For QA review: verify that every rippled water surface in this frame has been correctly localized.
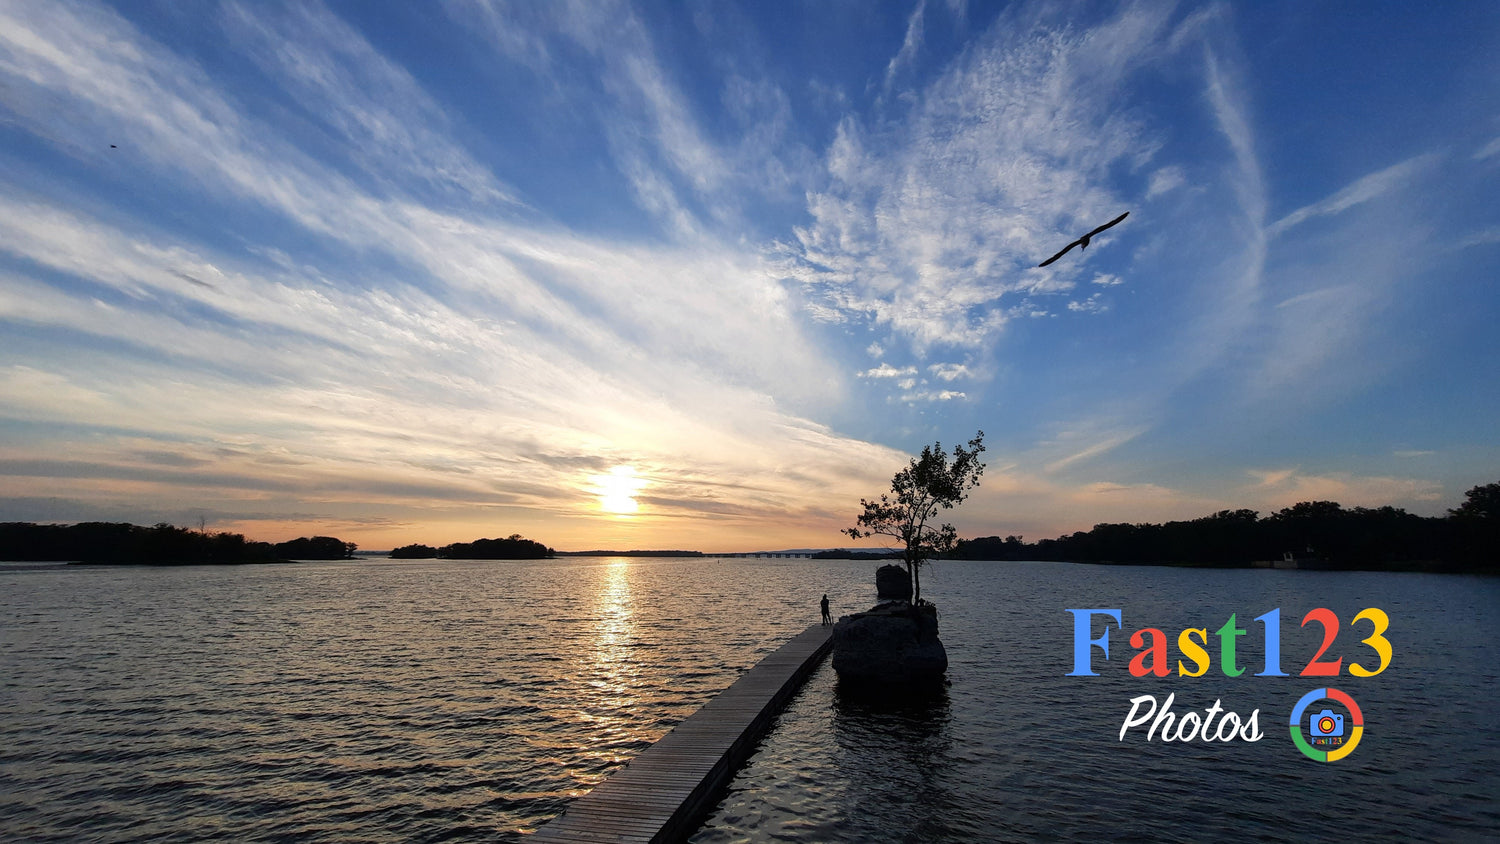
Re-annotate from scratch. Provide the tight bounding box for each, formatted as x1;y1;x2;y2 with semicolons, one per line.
1;556;868;842
694;561;1500;842
4;558;1497;842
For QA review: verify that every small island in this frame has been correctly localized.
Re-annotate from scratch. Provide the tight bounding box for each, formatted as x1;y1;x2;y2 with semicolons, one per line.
0;522;356;565
835;431;986;687
390;534;554;559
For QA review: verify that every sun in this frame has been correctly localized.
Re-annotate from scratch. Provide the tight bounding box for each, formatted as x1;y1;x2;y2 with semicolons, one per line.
595;465;647;515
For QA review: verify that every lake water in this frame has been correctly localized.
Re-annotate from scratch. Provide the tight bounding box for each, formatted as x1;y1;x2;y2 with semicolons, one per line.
2;558;1496;842
694;561;1500;843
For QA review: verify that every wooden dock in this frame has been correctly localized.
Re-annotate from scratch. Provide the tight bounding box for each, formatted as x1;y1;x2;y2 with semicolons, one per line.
530;623;834;843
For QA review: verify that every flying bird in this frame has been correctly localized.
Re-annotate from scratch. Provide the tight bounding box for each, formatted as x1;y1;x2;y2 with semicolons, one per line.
1038;211;1130;267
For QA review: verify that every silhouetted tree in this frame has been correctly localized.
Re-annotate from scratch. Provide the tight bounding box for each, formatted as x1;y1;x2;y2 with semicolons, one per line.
845;431;986;603
390;543;438;559
1268;501;1346;560
1450;482;1500;520
952;486;1500;571
439;534;553;559
1449;482;1500;571
951;534;1029;560
0;521;281;563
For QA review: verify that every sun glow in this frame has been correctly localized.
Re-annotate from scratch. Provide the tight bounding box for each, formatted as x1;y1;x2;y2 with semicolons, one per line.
595;465;647;515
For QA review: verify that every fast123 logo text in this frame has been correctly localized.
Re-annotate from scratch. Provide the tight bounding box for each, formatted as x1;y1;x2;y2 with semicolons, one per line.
1065;607;1390;761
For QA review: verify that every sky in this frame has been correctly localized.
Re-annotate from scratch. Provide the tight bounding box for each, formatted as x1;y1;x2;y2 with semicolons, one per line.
0;1;1497;553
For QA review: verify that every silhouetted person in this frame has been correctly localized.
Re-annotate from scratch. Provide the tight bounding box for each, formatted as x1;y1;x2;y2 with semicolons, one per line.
821;594;831;626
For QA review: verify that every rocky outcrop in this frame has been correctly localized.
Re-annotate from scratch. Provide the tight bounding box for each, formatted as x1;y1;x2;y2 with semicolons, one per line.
875;563;912;602
831;601;947;685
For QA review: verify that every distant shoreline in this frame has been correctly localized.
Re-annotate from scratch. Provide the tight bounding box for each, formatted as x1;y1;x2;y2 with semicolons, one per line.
64;558;304;567
1028;557;1494;575
554;549;704;557
2;555;1490;576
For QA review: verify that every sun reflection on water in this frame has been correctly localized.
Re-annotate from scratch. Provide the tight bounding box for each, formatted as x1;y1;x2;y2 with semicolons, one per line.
578;559;647;770
592;560;635;677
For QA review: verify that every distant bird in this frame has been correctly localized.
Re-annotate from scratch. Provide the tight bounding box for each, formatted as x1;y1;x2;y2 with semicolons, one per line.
1038;211;1130;267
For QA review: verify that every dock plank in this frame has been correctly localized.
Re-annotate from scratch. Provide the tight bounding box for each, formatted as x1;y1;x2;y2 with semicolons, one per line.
530;624;832;843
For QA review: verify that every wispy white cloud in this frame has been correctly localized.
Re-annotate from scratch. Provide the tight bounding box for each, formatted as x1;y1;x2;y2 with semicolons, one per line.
2;1;850;401
882;0;927;96
1458;226;1500;248
0;0;1489;551
0;0;908;549
1236;147;1442;404
1268;154;1438;238
954;468;1226;540
783;3;1175;358
0;228;899;549
1146;165;1185;198
900;389;966;403
1042;427;1146;474
1198;39;1267;320
1067;293;1107;313
927;362;970;381
220;1;516;206
860;363;917;379
453;0;809;238
1243;469;1443;509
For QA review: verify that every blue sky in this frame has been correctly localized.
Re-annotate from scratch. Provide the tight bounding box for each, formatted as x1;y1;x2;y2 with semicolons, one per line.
0;1;1496;551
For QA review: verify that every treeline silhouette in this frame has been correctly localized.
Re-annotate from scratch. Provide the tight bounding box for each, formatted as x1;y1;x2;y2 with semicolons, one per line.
0;522;356;564
952;482;1499;573
391;534;553;559
811;550;903;560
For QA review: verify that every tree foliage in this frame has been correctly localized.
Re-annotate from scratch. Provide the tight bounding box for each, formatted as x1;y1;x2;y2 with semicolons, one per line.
0;522;355;563
953;484;1500;573
1450;482;1500;521
438;534;553;559
844;431;986;602
274;536;357;560
1448;482;1500;566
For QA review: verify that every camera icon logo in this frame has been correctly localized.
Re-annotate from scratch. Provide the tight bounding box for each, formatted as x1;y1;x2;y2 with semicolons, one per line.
1290;688;1364;762
1309;709;1344;738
